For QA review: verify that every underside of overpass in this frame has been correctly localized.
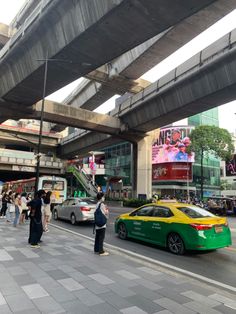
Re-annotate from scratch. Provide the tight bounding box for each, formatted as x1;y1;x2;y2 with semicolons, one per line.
58;29;236;159
0;0;217;123
51;0;236;132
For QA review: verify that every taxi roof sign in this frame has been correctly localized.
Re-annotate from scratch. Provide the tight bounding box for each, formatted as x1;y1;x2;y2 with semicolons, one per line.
157;199;177;203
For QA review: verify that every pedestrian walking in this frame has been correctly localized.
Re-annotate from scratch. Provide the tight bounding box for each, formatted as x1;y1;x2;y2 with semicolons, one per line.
0;193;2;213
94;192;109;256
13;193;21;227
6;190;14;222
43;191;52;232
0;192;7;218
28;189;45;248
19;192;28;224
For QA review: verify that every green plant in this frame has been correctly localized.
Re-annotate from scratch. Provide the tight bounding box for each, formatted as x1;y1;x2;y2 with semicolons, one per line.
189;125;234;199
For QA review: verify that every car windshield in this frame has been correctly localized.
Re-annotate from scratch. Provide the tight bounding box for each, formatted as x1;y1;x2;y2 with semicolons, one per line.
80;198;96;205
177;206;215;218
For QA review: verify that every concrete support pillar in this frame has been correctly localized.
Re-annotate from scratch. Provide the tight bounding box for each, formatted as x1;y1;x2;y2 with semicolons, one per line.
131;143;137;198
132;130;160;199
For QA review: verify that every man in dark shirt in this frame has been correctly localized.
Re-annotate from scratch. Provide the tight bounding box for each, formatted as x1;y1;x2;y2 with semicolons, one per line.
28;189;46;248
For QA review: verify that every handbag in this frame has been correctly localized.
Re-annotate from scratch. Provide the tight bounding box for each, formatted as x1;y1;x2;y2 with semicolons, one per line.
9;204;15;213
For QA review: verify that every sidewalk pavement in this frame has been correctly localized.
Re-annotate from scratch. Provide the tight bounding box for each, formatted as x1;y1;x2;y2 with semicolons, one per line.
0;220;235;314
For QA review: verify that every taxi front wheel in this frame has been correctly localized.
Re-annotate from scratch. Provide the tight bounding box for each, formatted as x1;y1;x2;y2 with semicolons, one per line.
118;223;128;240
167;233;185;255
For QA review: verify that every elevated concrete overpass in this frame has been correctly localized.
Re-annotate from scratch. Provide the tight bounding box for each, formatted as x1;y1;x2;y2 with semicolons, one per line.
9;0;41;30
33;100;127;136
57;28;236;197
51;0;236;132
0;0;217;122
58;28;236;159
0;24;9;49
0;123;60;150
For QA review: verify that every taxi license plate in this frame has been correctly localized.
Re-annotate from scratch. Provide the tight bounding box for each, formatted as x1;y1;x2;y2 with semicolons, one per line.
215;225;223;233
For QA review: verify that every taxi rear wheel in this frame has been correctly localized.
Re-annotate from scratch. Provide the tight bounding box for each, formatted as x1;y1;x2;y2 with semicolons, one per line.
167;233;185;255
118;223;127;240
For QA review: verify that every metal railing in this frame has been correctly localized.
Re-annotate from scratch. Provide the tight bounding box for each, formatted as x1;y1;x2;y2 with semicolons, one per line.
0;0;52;60
0;154;63;169
67;165;98;197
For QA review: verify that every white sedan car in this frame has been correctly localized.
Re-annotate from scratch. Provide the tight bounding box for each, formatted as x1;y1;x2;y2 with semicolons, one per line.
53;197;97;225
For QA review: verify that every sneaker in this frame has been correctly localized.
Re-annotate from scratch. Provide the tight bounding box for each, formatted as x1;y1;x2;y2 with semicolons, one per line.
99;251;109;256
30;244;40;248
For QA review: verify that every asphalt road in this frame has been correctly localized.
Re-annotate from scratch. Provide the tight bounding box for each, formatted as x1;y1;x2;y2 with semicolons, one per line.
51;206;236;288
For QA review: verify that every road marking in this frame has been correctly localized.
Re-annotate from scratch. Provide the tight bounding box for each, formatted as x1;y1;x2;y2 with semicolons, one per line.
50;223;236;294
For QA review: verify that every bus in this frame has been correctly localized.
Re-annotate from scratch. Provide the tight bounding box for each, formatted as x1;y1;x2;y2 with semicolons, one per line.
2;176;67;205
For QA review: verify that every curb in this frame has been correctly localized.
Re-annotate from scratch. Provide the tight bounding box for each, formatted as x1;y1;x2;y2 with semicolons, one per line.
50;223;236;294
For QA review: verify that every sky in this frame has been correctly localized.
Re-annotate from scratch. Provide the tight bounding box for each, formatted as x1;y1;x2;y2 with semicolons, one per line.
0;0;235;133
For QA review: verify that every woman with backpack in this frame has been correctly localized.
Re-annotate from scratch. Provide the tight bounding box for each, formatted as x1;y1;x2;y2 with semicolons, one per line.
94;192;109;256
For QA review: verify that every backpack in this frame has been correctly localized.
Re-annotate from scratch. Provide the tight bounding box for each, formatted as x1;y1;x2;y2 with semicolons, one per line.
94;202;107;227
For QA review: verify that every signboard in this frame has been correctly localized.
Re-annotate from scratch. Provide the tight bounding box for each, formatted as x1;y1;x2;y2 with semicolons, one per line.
0;148;35;159
152;126;195;164
12;165;34;172
226;155;236;176
152;162;193;182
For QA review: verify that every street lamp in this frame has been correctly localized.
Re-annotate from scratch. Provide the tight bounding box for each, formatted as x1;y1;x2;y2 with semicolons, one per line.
34;56;92;193
34;55;48;194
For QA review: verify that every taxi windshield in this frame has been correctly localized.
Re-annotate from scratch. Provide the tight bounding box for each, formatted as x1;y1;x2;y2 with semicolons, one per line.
177;206;215;218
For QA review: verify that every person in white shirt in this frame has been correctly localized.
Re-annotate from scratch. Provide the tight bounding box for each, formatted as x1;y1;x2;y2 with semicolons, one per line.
20;192;28;224
43;191;52;232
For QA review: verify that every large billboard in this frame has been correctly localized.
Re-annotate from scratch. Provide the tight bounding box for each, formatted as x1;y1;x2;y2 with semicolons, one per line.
152;162;192;182
152;126;195;164
225;155;236;176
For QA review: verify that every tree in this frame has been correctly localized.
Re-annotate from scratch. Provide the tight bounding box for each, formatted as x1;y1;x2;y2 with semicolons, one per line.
189;125;234;199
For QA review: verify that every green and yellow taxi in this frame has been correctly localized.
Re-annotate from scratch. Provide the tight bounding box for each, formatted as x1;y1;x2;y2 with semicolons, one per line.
114;200;232;254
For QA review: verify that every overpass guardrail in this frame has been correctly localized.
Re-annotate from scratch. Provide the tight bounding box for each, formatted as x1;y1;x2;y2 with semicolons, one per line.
0;0;51;60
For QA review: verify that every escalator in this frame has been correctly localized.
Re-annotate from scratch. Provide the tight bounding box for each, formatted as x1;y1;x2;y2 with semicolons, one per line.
67;165;98;197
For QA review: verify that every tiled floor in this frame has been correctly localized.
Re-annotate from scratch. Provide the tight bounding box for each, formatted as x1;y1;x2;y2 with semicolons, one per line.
0;220;235;313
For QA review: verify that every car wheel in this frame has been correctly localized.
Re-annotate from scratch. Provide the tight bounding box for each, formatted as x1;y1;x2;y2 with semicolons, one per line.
53;209;58;220
118;223;127;240
71;213;76;225
167;233;185;255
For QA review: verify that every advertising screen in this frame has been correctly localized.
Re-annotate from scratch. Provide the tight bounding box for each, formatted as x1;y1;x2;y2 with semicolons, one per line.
225;155;236;176
152;162;192;182
152;126;195;164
